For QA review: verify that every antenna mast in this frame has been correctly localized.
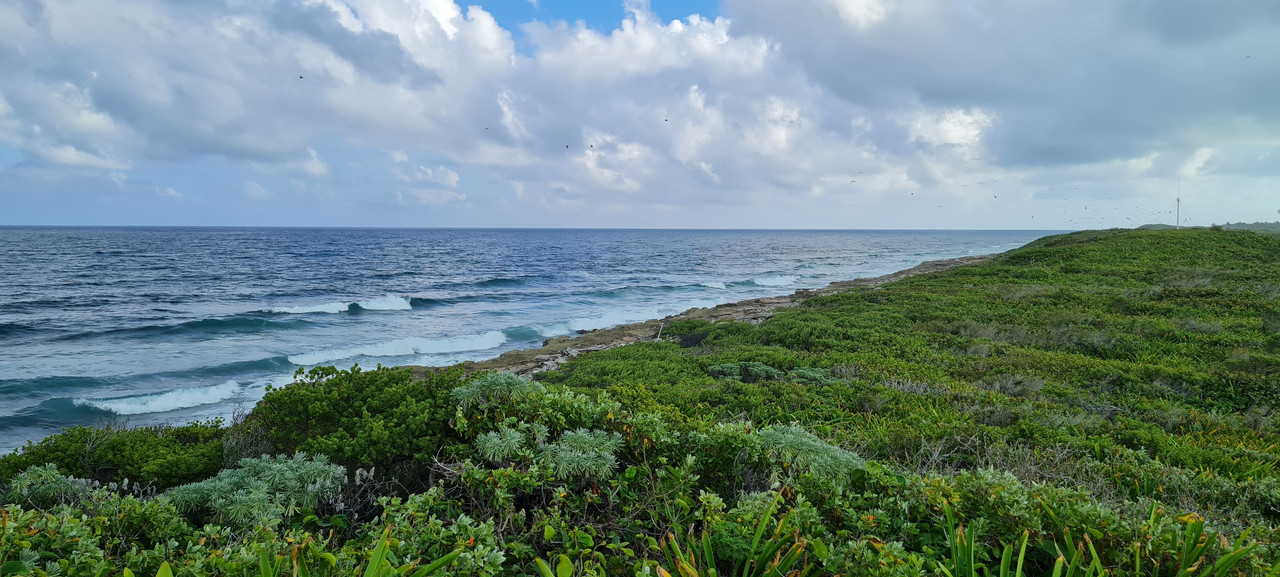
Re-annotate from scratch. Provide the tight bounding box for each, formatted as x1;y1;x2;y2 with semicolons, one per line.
1176;178;1181;230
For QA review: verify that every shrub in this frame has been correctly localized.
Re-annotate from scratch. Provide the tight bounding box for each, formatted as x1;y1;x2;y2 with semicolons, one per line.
708;362;784;383
0;420;225;490
976;374;1045;398
756;424;864;483
3;464;94;510
475;427;529;464
248;365;465;474
452;372;544;410
1;505;110;576
540;429;623;480
168;452;344;528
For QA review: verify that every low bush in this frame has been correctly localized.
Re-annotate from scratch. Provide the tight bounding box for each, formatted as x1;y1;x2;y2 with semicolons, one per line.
246;364;466;475
0;420;225;490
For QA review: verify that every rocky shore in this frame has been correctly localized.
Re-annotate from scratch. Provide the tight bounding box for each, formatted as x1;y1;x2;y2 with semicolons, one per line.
408;253;994;380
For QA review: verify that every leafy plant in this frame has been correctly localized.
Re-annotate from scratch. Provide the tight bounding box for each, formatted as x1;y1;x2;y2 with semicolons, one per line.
452;372;544;410
755;424;864;483
2;465;94;510
540;429;623;480
168;452;344;528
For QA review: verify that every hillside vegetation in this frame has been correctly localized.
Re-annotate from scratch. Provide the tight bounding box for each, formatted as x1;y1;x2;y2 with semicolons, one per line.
4;228;1280;576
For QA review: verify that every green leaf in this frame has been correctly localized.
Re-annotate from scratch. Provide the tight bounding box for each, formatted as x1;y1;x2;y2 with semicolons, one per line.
534;559;556;577
2;561;32;575
411;549;462;577
556;554;574;577
364;528;393;577
156;562;175;577
545;525;557;542
811;539;829;560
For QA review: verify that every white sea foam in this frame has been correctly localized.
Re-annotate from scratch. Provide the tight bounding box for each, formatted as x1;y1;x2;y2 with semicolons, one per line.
266;295;411;314
533;309;650;337
288;331;508;366
357;295;413;310
74;380;242;415
752;275;798;287
532;299;722;338
699;281;727;289
267;301;351;314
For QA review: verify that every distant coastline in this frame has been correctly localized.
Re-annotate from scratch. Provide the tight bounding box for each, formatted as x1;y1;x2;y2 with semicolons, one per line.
411;253;997;381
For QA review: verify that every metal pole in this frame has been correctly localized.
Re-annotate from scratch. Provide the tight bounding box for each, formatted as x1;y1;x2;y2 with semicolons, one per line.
1176;178;1181;230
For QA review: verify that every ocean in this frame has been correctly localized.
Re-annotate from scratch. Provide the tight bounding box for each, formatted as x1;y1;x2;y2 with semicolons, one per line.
0;227;1055;453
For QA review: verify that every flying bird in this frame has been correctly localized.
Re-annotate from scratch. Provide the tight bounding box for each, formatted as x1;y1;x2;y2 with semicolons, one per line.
850;180;856;183
299;76;303;79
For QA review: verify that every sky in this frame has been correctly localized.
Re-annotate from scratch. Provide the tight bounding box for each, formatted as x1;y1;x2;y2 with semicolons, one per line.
0;0;1277;228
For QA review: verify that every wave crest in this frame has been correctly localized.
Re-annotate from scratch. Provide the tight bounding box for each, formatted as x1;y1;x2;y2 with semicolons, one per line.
288;331;508;366
752;275;798;287
73;380;242;415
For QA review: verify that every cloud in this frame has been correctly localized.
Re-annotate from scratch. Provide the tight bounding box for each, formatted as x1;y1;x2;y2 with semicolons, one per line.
404;187;465;205
906;108;994;149
0;0;1276;228
244;180;273;199
270;148;333;179
1180;148;1215;179
820;0;890;30
394;163;459;187
34;144;131;170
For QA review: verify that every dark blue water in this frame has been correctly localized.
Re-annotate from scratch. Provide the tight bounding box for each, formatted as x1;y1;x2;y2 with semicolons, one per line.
0;228;1054;452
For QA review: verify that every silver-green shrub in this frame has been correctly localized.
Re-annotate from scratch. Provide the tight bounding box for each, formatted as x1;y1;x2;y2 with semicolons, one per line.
4;464;95;510
540;429;623;480
168;452;344;528
451;372;544;410
475;427;526;464
756;424;864;483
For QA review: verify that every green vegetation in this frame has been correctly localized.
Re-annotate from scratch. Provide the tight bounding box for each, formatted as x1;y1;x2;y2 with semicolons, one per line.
3;228;1280;575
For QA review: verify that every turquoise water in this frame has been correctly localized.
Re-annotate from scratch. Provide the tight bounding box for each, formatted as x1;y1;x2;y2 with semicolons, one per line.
0;228;1054;452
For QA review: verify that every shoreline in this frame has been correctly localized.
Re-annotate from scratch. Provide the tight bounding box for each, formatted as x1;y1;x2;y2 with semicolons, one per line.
409;253;995;380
